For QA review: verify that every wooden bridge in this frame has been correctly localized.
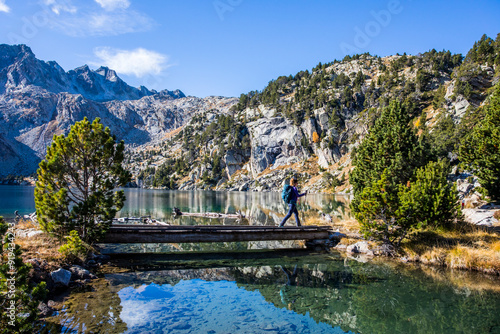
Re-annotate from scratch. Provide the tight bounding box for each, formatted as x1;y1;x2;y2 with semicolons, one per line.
102;224;332;244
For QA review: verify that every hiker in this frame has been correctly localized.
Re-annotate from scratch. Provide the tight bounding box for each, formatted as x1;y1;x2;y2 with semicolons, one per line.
279;177;307;227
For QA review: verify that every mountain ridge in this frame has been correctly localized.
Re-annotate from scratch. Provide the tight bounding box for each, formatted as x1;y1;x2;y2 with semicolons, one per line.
0;44;237;177
0;44;185;102
1;35;499;194
129;34;499;194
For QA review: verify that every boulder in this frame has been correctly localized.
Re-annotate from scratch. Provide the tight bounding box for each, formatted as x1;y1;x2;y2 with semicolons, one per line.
50;268;71;286
47;300;58;308
69;265;96;280
445;81;455;99
462;208;499;227
346;241;371;254
16;229;43;238
335;244;347;251
26;258;41;268
456;178;474;197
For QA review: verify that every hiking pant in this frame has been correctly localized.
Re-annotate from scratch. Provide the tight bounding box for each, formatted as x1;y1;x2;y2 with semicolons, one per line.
279;203;301;227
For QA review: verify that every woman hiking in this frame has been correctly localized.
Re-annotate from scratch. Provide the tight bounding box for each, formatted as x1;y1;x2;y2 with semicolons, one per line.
279;177;307;227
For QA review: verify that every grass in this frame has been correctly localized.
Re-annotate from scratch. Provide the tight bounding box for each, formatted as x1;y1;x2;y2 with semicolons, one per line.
14;219;66;267
400;222;500;274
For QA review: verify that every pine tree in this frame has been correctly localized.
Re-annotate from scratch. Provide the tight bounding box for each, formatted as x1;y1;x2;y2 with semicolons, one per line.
34;118;131;243
353;170;410;247
354;161;458;247
403;160;459;229
350;100;426;199
459;84;500;200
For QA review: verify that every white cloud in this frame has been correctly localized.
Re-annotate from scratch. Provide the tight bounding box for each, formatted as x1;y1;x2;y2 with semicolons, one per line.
41;0;155;37
0;0;10;13
43;0;78;15
94;0;130;11
84;11;153;36
93;47;170;77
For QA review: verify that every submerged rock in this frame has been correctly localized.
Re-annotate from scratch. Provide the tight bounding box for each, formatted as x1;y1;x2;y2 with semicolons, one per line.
38;302;54;317
69;265;97;280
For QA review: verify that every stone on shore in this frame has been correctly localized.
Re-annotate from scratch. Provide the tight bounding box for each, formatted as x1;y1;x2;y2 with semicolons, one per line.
50;268;72;286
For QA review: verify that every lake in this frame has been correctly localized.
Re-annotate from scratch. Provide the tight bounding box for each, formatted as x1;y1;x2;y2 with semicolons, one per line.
2;186;500;333
0;186;351;225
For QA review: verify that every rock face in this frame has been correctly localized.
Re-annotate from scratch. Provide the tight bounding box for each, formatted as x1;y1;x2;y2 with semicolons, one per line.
224;149;249;179
247;117;307;178
462;205;500;227
0;44;236;177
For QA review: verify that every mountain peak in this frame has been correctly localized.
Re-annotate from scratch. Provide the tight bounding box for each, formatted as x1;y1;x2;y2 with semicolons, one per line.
0;44;34;56
95;66;120;83
0;43;184;102
0;44;35;71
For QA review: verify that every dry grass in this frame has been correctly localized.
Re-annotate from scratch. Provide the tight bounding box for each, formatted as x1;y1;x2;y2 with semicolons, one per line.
256;156;321;179
401;223;500;274
447;244;500;274
330;218;360;234
13;219;65;267
162;126;184;140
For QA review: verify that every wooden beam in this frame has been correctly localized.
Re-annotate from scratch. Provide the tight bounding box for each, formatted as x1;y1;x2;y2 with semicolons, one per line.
102;225;331;244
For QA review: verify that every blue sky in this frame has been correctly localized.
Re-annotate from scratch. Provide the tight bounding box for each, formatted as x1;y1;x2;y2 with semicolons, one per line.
0;0;499;98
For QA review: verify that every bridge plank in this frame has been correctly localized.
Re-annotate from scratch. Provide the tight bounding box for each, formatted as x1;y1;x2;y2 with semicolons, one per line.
103;224;331;244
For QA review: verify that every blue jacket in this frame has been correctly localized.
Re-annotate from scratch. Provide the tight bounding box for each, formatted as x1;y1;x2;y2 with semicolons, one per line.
289;186;306;204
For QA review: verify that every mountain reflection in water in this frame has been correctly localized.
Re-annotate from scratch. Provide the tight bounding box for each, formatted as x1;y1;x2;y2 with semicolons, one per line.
48;253;500;334
117;189;352;226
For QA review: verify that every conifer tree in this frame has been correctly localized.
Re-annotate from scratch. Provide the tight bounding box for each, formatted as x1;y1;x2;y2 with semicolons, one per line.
354;160;459;248
35;118;131;243
459;84;500;200
350;100;453;247
353;170;411;247
402;160;459;229
350;100;426;199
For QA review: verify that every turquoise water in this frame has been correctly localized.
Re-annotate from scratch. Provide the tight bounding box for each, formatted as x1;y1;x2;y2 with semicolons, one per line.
0;186;351;225
4;186;500;333
48;253;500;333
0;185;36;218
117;188;351;226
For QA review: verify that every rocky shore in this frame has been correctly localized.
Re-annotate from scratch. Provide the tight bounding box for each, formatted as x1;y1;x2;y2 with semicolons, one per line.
10;221;107;318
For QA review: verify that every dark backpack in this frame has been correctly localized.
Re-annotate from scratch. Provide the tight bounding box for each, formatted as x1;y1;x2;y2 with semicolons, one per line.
282;184;293;204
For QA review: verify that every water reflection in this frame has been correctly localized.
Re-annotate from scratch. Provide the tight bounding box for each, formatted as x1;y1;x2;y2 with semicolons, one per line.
48;253;500;334
118;189;352;226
